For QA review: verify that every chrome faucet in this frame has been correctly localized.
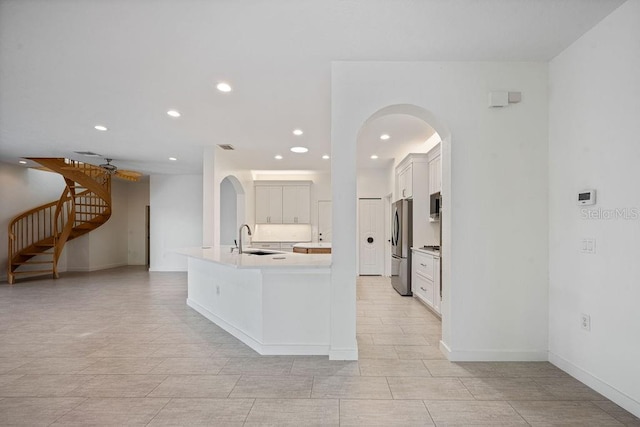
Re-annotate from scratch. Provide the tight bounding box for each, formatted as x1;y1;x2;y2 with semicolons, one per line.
238;224;252;254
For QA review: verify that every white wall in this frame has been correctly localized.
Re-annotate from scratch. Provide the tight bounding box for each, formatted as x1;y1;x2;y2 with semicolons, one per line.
150;174;203;271
127;180;150;265
548;0;640;415
333;61;549;361
0;163;67;281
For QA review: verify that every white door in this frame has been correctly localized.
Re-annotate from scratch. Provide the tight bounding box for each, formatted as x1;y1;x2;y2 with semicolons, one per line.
359;198;384;275
318;200;332;243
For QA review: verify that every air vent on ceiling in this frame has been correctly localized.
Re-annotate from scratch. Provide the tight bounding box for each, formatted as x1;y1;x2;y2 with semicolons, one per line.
74;151;102;157
217;144;235;151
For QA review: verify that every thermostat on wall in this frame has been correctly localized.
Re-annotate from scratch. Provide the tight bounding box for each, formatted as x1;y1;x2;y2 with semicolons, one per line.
578;189;596;205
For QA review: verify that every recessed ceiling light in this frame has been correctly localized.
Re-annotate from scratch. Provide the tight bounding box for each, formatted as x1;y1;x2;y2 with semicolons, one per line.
169;157;177;161
290;146;308;153
322;155;330;160
293;129;303;136
274;155;283;160
19;160;27;164
370;154;379;159
167;110;181;118
216;82;232;92
380;134;390;140
94;125;107;131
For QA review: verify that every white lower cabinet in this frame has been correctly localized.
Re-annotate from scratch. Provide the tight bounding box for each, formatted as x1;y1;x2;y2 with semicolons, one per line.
412;249;441;315
250;242;297;252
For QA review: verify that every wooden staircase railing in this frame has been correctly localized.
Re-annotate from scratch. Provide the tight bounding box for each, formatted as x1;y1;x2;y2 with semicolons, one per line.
7;158;112;284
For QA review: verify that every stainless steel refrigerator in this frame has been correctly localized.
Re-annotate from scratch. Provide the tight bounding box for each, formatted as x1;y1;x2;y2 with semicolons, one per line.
391;199;413;296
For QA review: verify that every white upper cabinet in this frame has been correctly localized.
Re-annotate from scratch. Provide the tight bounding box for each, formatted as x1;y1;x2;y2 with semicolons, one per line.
255;186;283;224
282;185;311;224
398;163;413;199
427;143;442;195
255;181;311;224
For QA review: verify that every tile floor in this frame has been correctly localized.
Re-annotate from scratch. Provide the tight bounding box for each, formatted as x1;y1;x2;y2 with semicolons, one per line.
0;267;638;426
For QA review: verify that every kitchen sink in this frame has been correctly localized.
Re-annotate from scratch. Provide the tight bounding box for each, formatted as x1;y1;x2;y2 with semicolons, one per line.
244;250;284;256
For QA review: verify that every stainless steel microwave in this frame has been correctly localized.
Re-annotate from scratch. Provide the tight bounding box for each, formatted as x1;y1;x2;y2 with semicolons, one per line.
430;192;441;220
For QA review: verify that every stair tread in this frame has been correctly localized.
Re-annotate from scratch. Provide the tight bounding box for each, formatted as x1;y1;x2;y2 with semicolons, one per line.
12;269;54;275
12;260;54;265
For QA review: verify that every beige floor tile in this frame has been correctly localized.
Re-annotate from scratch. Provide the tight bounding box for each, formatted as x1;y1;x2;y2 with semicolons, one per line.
311;376;392;399
87;343;163;358
356;317;383;325
340;399;434;426
230;375;313;398
372;334;430;346
9;358;100;375
244;398;339;426
151;343;219;357
395;345;446;360
147;398;254;426
358;344;399;359
356;324;405;334
0;397;86;426
359;359;431;377
219;356;294;376
498;362;568;378
51;397;170;426
79;357;166;375
68;374;168;398
148;375;240;398
0;358;29;374
461;377;555;400
532;376;606;400
425;400;528;425
387;377;473;400
424;360;508;377
149;357;228;375
594;401;640;426
509;400;624;426
381;316;437;326
0;374;93;397
0;374;24;387
213;343;262;358
290;357;360;376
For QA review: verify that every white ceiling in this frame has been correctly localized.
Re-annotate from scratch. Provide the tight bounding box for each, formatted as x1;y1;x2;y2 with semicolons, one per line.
0;0;625;175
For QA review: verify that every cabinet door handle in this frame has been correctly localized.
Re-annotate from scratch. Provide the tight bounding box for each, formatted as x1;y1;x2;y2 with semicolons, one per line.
420;263;427;267
420;287;426;291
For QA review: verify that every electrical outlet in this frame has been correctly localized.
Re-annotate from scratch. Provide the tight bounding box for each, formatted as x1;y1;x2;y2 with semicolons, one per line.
581;313;591;331
580;238;596;254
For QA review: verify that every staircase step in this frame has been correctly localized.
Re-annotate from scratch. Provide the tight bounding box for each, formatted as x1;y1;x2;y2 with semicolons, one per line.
21;251;54;256
12;260;54;265
12;269;54;275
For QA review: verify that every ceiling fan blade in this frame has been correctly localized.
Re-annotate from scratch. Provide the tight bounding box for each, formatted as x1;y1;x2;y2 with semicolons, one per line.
114;169;143;182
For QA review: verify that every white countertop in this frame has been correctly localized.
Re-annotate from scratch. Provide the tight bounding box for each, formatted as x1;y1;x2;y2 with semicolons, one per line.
177;247;331;269
412;247;441;257
292;242;332;249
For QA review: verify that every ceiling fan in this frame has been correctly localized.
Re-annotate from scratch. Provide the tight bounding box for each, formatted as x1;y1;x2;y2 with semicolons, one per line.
98;158;143;182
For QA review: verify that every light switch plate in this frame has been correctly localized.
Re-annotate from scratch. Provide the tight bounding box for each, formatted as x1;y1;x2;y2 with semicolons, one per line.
581;238;596;254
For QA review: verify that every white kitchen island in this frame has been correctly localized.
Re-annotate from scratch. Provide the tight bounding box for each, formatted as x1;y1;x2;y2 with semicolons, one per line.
179;247;332;356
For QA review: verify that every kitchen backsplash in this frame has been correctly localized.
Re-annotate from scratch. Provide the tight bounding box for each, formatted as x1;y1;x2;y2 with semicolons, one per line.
252;224;312;242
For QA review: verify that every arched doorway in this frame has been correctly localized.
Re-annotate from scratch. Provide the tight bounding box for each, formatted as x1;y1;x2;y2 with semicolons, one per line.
219;175;246;246
355;103;453;355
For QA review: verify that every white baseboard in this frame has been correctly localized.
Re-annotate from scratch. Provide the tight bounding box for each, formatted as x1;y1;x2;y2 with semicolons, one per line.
549;351;640;418
187;298;330;356
329;347;359;361
66;262;127;272
442;344;547;362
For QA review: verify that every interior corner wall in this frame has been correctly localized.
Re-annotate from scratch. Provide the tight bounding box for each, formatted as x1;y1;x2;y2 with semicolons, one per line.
333;61;549;361
150;174;203;271
548;0;640;415
0;163;67;281
127;180;150;265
